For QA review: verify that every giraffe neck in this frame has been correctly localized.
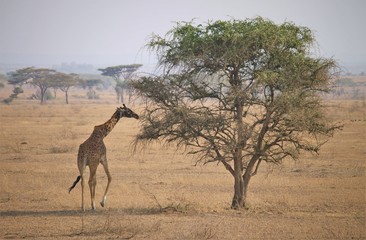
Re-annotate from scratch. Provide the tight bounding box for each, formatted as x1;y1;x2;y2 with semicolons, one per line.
93;112;121;139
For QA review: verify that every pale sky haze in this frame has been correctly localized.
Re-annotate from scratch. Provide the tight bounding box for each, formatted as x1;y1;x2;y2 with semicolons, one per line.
0;0;365;72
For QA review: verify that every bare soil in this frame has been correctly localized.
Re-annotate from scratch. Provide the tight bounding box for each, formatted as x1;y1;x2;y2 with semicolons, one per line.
0;86;365;239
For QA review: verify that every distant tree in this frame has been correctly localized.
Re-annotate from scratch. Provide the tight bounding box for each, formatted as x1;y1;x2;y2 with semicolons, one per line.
98;64;142;103
79;79;103;99
336;78;356;87
7;67;59;104
51;73;80;104
3;86;23;104
132;18;341;209
0;73;7;89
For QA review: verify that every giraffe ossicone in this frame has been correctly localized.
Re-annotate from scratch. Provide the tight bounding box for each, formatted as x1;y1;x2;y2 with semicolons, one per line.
68;105;139;211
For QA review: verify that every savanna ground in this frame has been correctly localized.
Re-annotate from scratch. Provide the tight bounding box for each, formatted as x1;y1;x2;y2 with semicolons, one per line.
0;80;365;239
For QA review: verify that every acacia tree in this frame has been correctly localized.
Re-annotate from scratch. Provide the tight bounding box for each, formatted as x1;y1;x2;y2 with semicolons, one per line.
131;18;341;209
98;64;142;103
52;73;80;104
8;67;59;104
79;79;103;99
0;73;6;89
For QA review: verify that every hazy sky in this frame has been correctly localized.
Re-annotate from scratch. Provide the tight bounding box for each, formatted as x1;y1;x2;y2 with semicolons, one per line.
0;0;365;71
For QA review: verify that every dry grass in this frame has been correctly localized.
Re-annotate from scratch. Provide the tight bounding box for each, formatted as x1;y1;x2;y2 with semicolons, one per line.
0;86;365;239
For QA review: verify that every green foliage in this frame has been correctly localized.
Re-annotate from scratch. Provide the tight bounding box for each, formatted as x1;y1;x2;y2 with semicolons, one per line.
4;68;83;104
132;17;341;208
53;73;80;104
98;64;142;81
35;89;54;100
336;78;357;87
52;73;80;89
3;86;24;104
79;79;103;90
7;67;60;104
86;90;99;99
135;17;339;156
79;79;102;100
150;18;314;73
0;73;7;88
12;86;23;94
98;64;142;102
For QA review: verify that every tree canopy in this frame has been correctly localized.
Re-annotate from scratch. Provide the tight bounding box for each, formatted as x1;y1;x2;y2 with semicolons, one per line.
98;64;142;103
79;78;103;99
6;67;80;104
51;72;80;104
98;64;142;81
131;17;341;209
8;67;59;104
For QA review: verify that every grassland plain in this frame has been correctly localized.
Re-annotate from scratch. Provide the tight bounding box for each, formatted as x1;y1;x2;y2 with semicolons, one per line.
0;84;365;239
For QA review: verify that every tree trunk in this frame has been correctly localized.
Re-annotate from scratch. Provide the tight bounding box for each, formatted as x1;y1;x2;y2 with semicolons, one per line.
231;78;246;209
40;87;46;104
119;91;124;103
239;156;258;208
231;148;246;209
65;91;69;104
115;86;124;103
231;163;253;209
231;166;244;209
242;168;252;207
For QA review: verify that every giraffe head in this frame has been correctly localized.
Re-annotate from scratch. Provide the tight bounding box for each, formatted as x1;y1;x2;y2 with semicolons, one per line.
116;104;139;119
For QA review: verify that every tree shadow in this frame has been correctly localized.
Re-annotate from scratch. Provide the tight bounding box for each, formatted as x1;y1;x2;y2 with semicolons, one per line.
0;209;86;217
0;206;187;218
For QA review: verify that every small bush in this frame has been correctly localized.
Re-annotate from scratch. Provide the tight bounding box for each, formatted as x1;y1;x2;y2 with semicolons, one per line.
87;90;99;99
49;145;72;154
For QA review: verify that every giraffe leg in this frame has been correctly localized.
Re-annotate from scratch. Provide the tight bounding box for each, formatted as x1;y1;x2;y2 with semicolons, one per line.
78;156;87;212
88;167;97;210
81;175;85;211
100;161;112;207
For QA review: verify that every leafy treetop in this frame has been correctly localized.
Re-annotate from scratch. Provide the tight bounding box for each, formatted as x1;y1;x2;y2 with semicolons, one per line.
98;64;142;82
132;17;341;209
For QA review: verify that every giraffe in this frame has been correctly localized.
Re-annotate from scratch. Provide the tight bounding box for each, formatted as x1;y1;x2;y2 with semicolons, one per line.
68;104;139;211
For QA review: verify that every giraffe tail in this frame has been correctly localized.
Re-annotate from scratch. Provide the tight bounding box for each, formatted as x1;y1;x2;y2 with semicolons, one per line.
68;176;81;193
